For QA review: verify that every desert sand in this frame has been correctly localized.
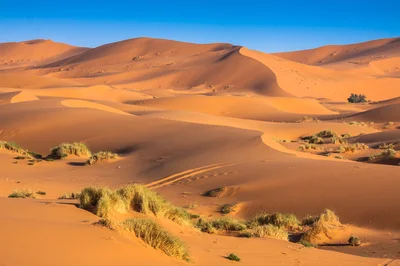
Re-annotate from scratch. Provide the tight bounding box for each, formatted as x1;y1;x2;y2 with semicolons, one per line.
0;37;399;266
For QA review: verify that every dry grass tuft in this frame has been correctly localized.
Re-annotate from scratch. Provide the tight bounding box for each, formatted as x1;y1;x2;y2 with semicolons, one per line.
249;212;300;231
338;143;369;153
244;224;288;240
49;142;92;159
86;151;118;165
301;209;340;244
8;188;36;199
122;218;190;261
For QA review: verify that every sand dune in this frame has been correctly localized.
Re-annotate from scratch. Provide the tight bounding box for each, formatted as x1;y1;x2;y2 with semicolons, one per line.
274;37;400;66
1;36;400;265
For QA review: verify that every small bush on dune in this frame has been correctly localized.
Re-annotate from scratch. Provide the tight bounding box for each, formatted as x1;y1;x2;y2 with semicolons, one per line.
226;253;240;262
221;203;236;214
49;142;92;159
196;218;217;234
347;93;367;103
80;185;192;224
122;218;190;261
203;187;226;197
8;188;36;199
0;141;40;158
244;224;288;240
249;212;300;230
86;151;118;165
338;143;369;153
331;135;346;144
369;148;398;162
211;217;247;232
297;144;321;151
59;192;81;199
301;209;340;244
348;235;361;246
379;143;395;149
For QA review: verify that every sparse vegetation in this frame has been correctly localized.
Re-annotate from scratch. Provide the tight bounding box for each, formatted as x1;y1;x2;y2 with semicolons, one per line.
300;209;340;244
221;203;236;214
36;191;46;196
379;143;395;149
203;187;225;197
210;217;247;232
226;253;240;262
368;149;398;162
49;142;92;159
348;235;361;246
249;212;300;231
383;122;395;129
8;188;35;199
122;218;190;261
347;93;367;103
86;151;118;165
297;116;320;123
0;141;40;158
243;224;288;240
59;192;81;199
297;144;322;151
338;143;369;153
80;185;192;224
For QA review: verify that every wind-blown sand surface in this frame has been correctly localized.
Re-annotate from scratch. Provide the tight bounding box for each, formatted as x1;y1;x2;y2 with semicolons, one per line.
0;37;399;265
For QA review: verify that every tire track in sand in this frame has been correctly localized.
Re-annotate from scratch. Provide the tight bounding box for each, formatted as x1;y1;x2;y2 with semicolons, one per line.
146;162;239;189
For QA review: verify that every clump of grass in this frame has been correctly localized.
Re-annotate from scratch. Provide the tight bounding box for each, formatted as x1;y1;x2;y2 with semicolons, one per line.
0;141;40;158
86;151;118;165
244;224;288;240
49;142;92;159
297;116;320;123
226;253;240;262
299;240;317;248
122;218;190;261
338;143;369;153
347;93;367;103
348;235;361;246
379;143;395;149
196;218;217;234
80;185;192;224
59;192;81;199
383;122;394;129
36;191;46;196
8;188;35;199
331;135;346;144
14;156;28;160
368;149;398;162
301;209;340;244
315;130;338;138
297;144;322;152
210;217;247;232
203;187;226;197
249;212;300;231
341;133;352;138
221;203;236;214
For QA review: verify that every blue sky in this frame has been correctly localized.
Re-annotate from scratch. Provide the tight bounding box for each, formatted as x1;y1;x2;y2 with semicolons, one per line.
0;0;399;52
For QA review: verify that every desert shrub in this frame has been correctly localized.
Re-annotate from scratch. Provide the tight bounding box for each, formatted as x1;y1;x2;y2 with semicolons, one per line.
8;188;35;199
297;144;321;151
226;253;240;262
59;192;81;199
86;151;118;165
369;149;398;162
297;116;320;123
379;143;395;149
341;133;352;138
122;218;190;261
210;217;247;232
196;218;217;234
249;212;300;230
245;224;288;240
347;93;367;103
299;240;317;247
49;142;92;159
301;209;340;244
331;135;346;144
36;191;46;196
0;141;40;158
338;143;369;153
221;203;236;214
203;187;225;197
383;122;395;129
80;185;192;224
301;215;319;226
308;136;324;144
348;235;361;246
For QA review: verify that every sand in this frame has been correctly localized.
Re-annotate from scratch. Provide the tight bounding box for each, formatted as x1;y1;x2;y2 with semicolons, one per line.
0;36;399;266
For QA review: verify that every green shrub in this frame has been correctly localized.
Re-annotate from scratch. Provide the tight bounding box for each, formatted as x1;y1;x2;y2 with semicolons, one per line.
226;253;240;262
249;212;300;230
221;203;236;214
8;188;35;199
210;217;247;232
347;93;367;103
49;142;91;159
196;218;217;234
348;235;361;246
203;187;225;197
86;151;118;165
123;218;190;261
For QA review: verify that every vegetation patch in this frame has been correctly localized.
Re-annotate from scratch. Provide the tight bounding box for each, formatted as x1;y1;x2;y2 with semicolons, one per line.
203;187;226;197
300;209;341;244
8;188;36;199
49;142;92;159
220;203;237;214
368;149;398;163
297;144;322;152
0;141;40;158
348;235;361;246
59;192;81;199
122;218;190;261
86;151;118;165
243;224;288;240
226;253;240;262
338;143;369;153
248;212;300;231
347;93;367;103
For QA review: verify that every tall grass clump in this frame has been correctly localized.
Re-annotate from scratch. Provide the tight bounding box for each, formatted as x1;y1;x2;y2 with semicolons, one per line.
49;142;92;159
209;217;247;232
80;185;192;224
86;151;118;165
369;148;398;162
243;224;288;240
0;141;40;158
8;188;36;199
248;212;300;231
122;218;190;261
338;143;369;153
301;209;340;244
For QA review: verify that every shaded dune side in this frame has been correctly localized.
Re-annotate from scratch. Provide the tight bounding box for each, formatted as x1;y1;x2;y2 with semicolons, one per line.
346;103;400;122
274;37;400;66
